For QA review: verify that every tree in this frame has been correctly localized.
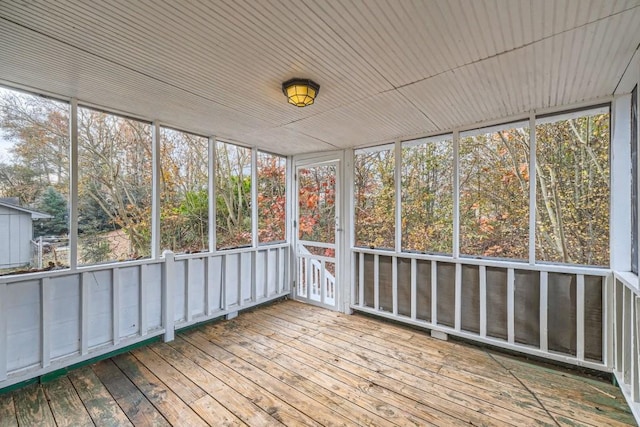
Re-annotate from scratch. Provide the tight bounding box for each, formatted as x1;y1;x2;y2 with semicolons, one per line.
257;153;286;243
459;127;530;259
535;113;609;265
35;187;68;236
354;149;395;249
159;128;208;253
0;91;69;197
77;108;153;260
401;140;454;253
215;142;252;249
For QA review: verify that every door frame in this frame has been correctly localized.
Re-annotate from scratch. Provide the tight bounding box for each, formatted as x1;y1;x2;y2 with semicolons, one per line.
292;150;346;311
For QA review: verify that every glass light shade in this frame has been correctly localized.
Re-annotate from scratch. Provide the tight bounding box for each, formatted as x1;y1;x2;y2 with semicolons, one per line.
282;79;320;107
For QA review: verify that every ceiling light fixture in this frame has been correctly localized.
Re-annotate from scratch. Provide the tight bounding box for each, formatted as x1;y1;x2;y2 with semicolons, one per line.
282;78;320;107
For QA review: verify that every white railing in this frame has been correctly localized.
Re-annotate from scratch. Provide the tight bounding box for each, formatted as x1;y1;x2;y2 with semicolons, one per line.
612;272;640;421
352;248;612;372
0;243;290;388
297;244;336;306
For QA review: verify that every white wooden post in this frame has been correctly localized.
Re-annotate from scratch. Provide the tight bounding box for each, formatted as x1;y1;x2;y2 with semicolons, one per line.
577;275;586;361
162;250;175;342
250;149;259;305
205;256;213;316
610;95;632;271
208;137;217;252
431;261;438;324
616;279;624;373
140;264;148;337
410;258;417;320
41;277;51;368
394;141;402;253
605;275;615;369
392;256;398;315
625;287;632;384
185;259;192;323
507;268;515;344
80;272;89;354
452;130;460;259
112;268;120;346
528;112;536;264
69;98;78;269
629;292;640;402
358;252;364;308
151;122;161;259
321;259;327;305
540;271;549;352
454;263;462;331
479;265;487;337
374;254;380;310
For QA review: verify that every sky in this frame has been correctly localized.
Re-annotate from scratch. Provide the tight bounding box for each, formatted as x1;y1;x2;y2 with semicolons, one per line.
0;87;13;163
0;132;12;162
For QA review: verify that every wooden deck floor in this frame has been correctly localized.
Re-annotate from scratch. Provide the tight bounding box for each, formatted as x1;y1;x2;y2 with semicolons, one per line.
0;299;635;426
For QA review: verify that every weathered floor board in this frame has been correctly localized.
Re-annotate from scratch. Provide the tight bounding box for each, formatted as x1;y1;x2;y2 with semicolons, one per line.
0;300;636;426
0;393;17;427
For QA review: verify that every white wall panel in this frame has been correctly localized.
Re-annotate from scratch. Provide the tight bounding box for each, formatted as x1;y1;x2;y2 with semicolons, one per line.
145;264;163;330
6;281;40;371
267;249;277;297
256;251;266;300
118;267;140;338
86;270;112;348
240;252;252;304
173;260;186;322
225;254;239;308
188;258;206;318
49;275;80;359
208;256;223;313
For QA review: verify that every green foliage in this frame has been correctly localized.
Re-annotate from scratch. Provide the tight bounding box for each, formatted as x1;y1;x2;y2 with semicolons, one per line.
459;127;530;259
535;114;610;265
215;142;252;249
354;149;395;249
80;236;111;264
35;187;68;236
160;190;209;252
401;140;453;253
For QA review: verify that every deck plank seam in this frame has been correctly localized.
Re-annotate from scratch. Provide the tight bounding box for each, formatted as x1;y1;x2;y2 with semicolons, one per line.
485;350;562;427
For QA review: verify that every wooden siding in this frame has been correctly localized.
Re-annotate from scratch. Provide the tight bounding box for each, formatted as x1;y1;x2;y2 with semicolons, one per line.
0;300;634;426
0;1;638;154
0;206;32;268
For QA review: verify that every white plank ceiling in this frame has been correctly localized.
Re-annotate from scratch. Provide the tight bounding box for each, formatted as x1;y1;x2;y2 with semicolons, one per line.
0;0;638;155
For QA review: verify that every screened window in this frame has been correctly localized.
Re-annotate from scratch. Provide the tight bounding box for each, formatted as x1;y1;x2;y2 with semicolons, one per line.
298;164;336;244
401;135;453;253
354;145;395;249
215;141;252;250
160;128;208;253
535;107;610;266
257;152;286;244
459;123;530;260
0;87;70;273
77;107;152;264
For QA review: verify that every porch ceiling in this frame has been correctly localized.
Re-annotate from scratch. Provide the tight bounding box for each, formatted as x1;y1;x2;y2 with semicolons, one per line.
0;1;638;155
